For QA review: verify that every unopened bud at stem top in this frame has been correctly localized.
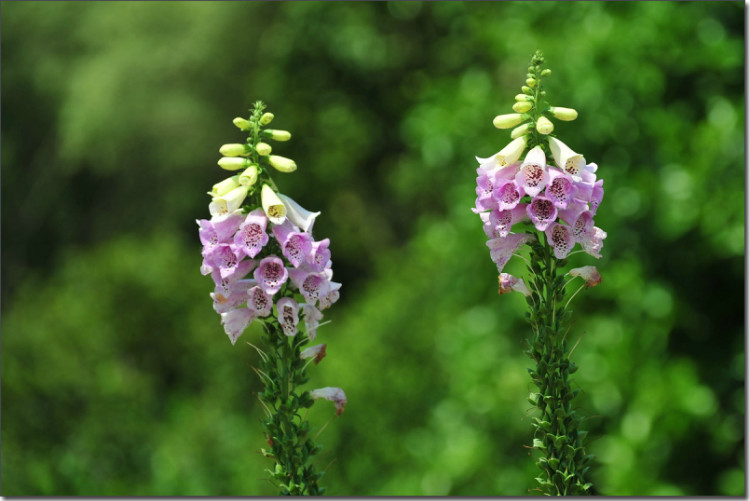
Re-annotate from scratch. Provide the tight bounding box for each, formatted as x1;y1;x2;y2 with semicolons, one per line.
513;101;533;113
269;155;297;173
233;117;251;131
536;116;554;135
255;142;272;156
259;112;274;125
549;106;578;121
263;129;292;142
219;143;250;157
493;113;525;129
511;122;531;139
218;157;252;171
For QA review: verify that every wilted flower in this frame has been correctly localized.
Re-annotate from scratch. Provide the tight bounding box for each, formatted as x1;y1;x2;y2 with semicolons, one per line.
300;343;326;364
568;266;602;288
310;387;347;416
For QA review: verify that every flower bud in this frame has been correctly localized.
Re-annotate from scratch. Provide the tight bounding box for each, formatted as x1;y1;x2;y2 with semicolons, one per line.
263;129;292;142
261;184;286;224
259;112;274;125
541;69;551;77
515;93;533;102
209;175;240;197
233;117;251;130
493;113;524;129
218;157;251;171
549;106;578;121
268;155;297;173
526;78;536;88
510;122;531;139
219;143;250;157
536;116;554;135
512;101;533;113
255;142;272;156
522;85;532;94
238;165;259;186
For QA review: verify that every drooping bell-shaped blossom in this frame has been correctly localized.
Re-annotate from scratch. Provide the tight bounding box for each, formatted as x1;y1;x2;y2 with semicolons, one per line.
318;282;341;311
489;204;529;238
493;179;523;210
207;244;243;279
310;387;347;416
492;135;529;168
211;279;255;314
310;238;332;272
221;307;254;345
588;180;604;216
253;256;289;295
515;146;549;197
276;297;300;337
548;137;585;178
545;223;575;259
210;259;255;296
300;343;327;364
261;184;286;225
197;211;244;250
486;233;535;273
570;210;595;242
568;266;602;288
527;197;558;231
272;220;314;268
300;303;324;340
247;285;273;318
580;226;607;259
234;209;270;258
289;268;330;306
545;169;577;209
279;193;320;233
498;273;532;296
473;166;498;213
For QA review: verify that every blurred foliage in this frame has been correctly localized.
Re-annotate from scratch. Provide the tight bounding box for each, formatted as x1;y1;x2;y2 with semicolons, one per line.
1;1;744;496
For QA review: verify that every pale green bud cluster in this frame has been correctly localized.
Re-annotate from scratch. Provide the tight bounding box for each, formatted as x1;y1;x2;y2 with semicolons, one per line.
210;101;300;217
489;51;582;170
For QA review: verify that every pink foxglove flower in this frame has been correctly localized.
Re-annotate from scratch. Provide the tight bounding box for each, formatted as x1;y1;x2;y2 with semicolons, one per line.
310;387;347;416
247;285;273;318
527;196;558;232
272;220;314;268
289;268;331;307
254;256;289;295
233;209;270;258
276;297;300;337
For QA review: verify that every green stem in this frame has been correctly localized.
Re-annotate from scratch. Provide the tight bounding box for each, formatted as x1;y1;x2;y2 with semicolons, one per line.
525;232;593;496
260;320;324;496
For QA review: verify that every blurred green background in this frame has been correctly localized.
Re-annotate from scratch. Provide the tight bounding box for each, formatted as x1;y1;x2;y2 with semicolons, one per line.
1;1;744;496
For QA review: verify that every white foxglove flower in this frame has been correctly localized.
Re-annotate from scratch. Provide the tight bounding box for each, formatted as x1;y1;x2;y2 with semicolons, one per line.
548;137;585;178
261;184;287;225
279;193;320;232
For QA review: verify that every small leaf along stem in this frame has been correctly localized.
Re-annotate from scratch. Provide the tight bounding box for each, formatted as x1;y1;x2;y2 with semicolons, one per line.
525;232;594;496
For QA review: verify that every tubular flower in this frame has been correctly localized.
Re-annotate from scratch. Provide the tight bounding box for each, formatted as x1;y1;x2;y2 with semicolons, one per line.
548;137;585;178
276;297;300;337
